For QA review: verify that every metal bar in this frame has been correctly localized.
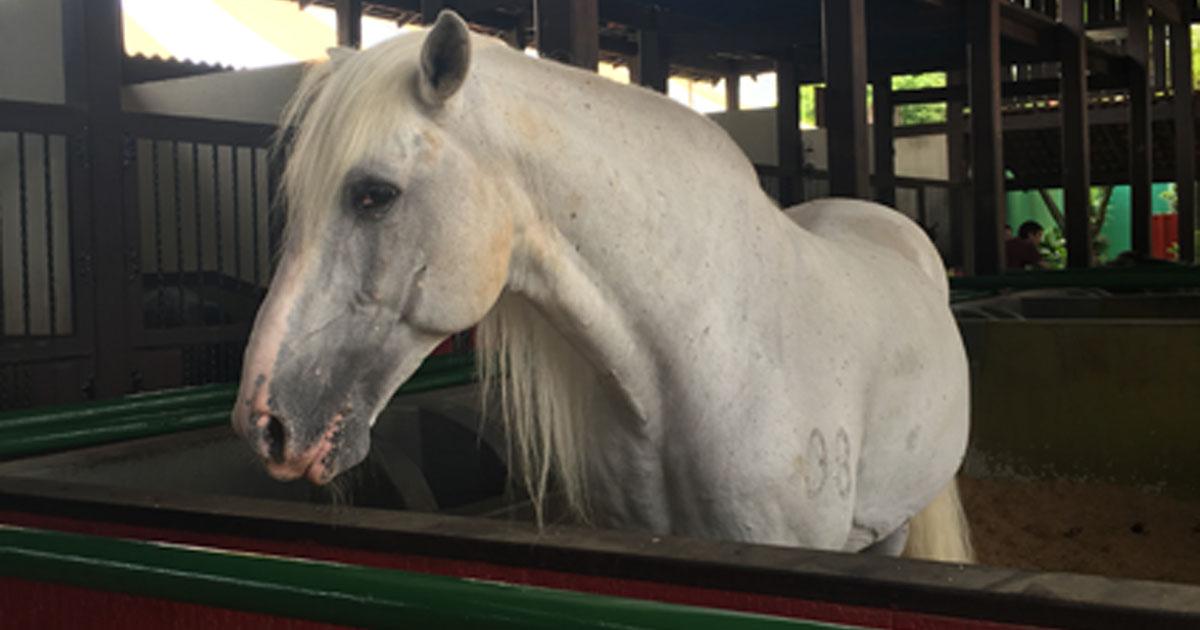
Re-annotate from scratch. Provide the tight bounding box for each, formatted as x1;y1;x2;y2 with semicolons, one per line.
192;143;205;325
17;133;31;335
172;141;185;324
231;147;242;285
824;0;871;199
151;140;166;324
872;76;896;207
1174;6;1196;262
1061;0;1093;268
0;527;828;630
212;145;224;293
250;148;262;286
42;134;57;336
969;0;1006;275
1128;0;1153;256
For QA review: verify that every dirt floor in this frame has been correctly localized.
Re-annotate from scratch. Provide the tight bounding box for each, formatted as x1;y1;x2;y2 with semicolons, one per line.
959;476;1200;585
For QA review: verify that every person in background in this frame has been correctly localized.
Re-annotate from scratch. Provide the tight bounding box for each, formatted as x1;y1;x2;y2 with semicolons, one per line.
1005;220;1047;270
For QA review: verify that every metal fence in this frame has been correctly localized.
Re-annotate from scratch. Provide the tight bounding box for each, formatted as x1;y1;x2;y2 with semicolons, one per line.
0;99;278;410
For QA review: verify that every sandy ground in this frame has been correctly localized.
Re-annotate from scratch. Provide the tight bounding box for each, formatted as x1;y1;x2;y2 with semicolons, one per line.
959;476;1200;585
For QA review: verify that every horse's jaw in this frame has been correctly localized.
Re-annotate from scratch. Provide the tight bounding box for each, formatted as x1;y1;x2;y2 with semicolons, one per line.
232;248;443;484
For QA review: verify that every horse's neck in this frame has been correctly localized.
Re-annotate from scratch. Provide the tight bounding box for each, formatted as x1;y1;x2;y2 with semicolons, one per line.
480;50;805;424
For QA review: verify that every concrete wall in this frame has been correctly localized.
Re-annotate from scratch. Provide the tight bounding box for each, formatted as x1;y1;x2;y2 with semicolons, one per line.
960;319;1200;499
0;0;65;104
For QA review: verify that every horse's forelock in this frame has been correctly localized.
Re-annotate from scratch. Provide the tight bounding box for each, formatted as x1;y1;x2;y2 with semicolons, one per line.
278;35;425;252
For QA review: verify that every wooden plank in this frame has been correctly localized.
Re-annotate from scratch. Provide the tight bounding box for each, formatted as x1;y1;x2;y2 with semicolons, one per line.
872;76;896;207
334;0;363;49
824;0;870;199
536;0;599;70
969;0;1005;275
1061;0;1093;268
1173;2;1196;263
1128;0;1153;256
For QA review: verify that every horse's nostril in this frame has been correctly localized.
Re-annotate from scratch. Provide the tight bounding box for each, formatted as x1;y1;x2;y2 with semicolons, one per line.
265;415;287;463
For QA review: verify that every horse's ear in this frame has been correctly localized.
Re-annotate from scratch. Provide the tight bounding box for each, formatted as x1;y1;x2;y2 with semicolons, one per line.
418;10;471;106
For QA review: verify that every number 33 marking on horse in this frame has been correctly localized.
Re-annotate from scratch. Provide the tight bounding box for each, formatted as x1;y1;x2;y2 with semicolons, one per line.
805;428;852;499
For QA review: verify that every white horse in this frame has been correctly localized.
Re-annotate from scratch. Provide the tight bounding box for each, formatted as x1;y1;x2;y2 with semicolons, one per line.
232;11;972;562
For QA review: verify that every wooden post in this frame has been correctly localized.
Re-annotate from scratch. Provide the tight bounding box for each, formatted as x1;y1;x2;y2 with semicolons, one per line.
777;53;802;207
1061;0;1093;268
872;75;896;207
334;0;362;49
536;0;599;70
968;0;1005;275
823;0;870;199
420;0;443;25
1172;1;1196;263
1127;0;1153;256
725;72;741;111
65;0;131;398
947;71;968;271
637;9;668;93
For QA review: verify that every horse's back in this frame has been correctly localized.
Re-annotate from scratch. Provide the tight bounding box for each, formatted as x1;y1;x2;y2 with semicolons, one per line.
784;198;947;299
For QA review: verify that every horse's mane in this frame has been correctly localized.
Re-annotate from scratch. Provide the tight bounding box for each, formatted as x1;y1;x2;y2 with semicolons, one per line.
279;32;617;525
477;294;601;524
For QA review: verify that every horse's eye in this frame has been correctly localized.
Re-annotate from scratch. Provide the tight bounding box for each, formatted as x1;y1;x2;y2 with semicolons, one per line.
347;180;400;215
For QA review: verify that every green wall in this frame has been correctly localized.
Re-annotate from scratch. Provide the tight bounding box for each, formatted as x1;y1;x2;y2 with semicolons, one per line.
1006;184;1175;262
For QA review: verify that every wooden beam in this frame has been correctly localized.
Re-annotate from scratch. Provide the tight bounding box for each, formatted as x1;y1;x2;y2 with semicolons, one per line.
1061;0;1093;268
536;0;599;70
947;70;967;270
420;0;443;24
823;0;870;199
68;0;132;398
725;73;740;111
1127;0;1153;256
1173;1;1196;263
636;9;668;93
872;76;896;207
776;53;802;207
969;0;1006;275
335;0;363;48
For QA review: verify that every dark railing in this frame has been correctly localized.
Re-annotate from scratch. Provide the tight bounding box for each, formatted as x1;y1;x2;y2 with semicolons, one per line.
122;113;278;390
0;100;93;409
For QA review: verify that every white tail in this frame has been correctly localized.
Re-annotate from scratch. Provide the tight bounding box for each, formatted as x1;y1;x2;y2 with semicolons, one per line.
902;479;975;563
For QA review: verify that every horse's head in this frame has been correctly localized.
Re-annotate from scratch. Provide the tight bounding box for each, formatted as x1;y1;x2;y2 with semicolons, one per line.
233;12;515;483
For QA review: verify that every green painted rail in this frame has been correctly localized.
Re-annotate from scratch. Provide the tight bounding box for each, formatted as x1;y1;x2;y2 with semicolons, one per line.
950;267;1200;292
0;525;846;629
0;353;477;460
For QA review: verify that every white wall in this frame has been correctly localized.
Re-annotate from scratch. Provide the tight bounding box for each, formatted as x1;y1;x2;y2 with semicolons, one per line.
0;0;65;104
708;107;949;180
122;63;308;124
